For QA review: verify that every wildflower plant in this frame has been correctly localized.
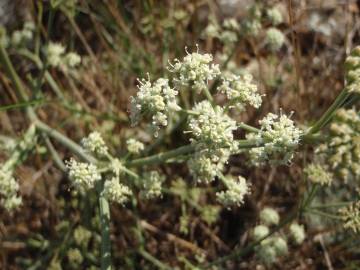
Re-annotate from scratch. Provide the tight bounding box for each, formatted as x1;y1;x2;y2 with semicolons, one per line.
1;11;360;268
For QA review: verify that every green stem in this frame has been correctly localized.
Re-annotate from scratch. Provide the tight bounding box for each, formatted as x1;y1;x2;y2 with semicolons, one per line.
98;187;112;270
35;121;95;163
307;88;350;135
310;201;353;209
203;87;214;103
179;109;199;116
43;136;66;172
237;123;260;133
138;248;171;270
127;139;261;167
126;144;195;167
305;209;342;220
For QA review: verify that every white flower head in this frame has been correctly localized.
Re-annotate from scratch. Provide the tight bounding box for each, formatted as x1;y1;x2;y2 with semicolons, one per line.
247;111;302;165
257;244;277;265
272;236;288;256
102;177;132;205
168;46;220;93
81;131;109;157
289;223;306;245
223;18;240;31
266;28;285;51
216;176;250;207
267;8;283;26
188;101;237;149
0;167;22;211
339;201;360;233
218;72;262;110
253;225;269;241
64;52;81;68
126;138;144;154
260;207;280;226
304;163;333;186
66;158;101;190
130;77;180;137
142;171;164;199
47;42;66;67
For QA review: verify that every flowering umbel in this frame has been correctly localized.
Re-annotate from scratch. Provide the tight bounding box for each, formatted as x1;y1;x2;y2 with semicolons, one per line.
247;112;302;165
168;46;220;93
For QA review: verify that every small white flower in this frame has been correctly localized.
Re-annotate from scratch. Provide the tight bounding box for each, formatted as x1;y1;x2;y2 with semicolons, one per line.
253;225;269;241
0;167;22;211
102;177;132;205
46;42;81;70
272;236;288;256
267;8;283;26
260;207;280;226
142;171;164;199
304;163;333;186
265;28;285;51
81;131;109;157
168;47;220;93
188;100;237;149
338;201;360;233
289;223;306;244
130;77;180;137
218;72;262;110
64;52;81;68
126;138;144;154
66;158;101;190
216;176;250;207
247;111;302;165
257;244;277;265
242;19;261;36
205;23;219;38
223;18;240;31
47;42;66;67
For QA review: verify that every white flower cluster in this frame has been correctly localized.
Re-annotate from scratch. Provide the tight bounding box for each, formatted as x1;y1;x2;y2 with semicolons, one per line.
289;223;306;244
338;201;360;233
168;48;220;93
242;5;262;36
253;208;306;265
102;177;132;204
188;148;230;183
205;18;240;46
141;171;164;199
345;46;360;93
265;28;285;51
81;131;109;157
66;158;101;191
130;78;180;137
46;42;81;69
126;138;144;154
216;176;250;207
0;167;22;211
188;101;237;149
316;108;360;181
247;112;302;165
0;126;37;212
260;207;280;226
11;21;35;47
218;73;262;110
267;7;283;26
67;132;137;205
187;101;237;183
253;207;288;265
256;236;288;265
304;163;333;186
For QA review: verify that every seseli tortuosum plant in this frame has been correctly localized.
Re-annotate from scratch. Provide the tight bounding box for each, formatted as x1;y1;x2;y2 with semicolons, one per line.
1;21;360;267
